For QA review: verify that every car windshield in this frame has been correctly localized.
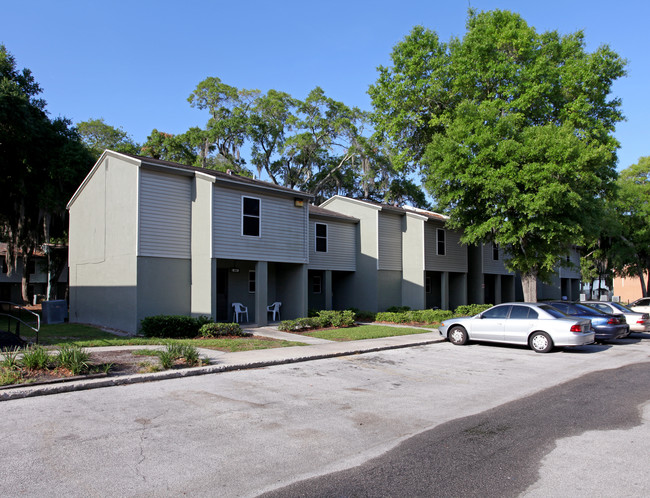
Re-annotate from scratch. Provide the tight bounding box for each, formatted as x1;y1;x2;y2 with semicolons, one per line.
539;305;566;318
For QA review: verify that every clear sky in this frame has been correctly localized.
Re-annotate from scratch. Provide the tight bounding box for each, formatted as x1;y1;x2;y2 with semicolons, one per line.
2;0;648;171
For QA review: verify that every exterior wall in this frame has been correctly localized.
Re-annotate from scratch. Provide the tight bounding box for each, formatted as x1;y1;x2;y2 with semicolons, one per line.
320;197;380;311
308;217;356;271
558;248;581;279
482;243;510;275
136;257;191;323
212;184;308;263
68;155;139;333
191;174;216;318
402;214;426;310
377;270;403;310
138;169;192;258
378;212;402;271
613;274;648;303
424;221;467;272
467;245;484;304
308;270;326;311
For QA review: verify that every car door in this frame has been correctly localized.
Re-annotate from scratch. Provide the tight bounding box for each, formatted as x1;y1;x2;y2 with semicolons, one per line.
503;305;538;345
470;305;511;342
632;298;650;313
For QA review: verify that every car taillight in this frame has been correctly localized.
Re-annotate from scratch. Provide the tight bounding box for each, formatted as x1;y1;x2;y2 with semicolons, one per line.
607;318;619;325
570;324;583;333
638;320;646;325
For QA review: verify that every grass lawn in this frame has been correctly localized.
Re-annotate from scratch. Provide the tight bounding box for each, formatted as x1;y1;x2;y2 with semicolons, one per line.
305;324;431;341
19;323;305;352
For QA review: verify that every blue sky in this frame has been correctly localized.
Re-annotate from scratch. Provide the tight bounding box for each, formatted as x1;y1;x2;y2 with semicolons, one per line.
2;0;648;171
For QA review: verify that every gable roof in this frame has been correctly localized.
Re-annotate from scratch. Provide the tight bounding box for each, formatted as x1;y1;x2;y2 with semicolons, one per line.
320;195;448;222
308;204;359;223
67;150;313;209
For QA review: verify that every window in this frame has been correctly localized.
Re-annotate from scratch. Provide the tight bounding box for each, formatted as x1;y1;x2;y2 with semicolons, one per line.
242;197;260;237
425;277;431;294
313;275;322;294
436;229;445;256
482;305;511;319
492;243;499;261
509;305;538;319
315;223;327;252
248;270;255;293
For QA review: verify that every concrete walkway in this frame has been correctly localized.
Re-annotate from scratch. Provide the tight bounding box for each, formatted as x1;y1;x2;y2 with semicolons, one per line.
0;326;444;401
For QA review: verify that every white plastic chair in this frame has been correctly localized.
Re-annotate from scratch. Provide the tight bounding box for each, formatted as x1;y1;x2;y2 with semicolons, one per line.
232;302;249;323
267;302;282;321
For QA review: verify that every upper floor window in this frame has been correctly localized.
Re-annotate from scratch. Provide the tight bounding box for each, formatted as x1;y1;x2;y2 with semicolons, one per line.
242;197;260;237
436;229;445;256
492;243;499;261
315;223;327;252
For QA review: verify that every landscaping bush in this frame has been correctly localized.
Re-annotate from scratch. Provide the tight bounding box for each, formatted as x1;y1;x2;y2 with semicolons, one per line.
317;310;355;328
199;322;250;338
20;345;51;370
352;309;377;322
454;304;493;317
140;315;212;338
56;345;90;375
375;309;453;325
386;306;411;313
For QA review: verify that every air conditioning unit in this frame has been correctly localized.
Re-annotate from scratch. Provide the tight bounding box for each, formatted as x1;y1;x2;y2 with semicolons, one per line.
612;296;621;303
42;300;68;324
579;293;586;302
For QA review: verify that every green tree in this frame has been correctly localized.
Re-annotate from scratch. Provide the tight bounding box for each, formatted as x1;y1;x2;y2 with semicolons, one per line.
77;118;139;159
370;10;626;301
608;157;650;296
140;129;197;165
0;45;93;302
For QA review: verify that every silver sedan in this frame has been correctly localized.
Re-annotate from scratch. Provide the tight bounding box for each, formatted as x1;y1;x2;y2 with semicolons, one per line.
439;303;595;353
582;301;650;334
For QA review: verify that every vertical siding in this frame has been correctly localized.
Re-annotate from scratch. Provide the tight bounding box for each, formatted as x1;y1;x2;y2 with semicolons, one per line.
138;170;192;259
212;184;308;263
308;218;356;271
378;212;402;271
424;221;467;272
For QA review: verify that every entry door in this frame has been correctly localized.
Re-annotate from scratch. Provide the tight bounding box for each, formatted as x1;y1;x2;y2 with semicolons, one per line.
216;269;228;321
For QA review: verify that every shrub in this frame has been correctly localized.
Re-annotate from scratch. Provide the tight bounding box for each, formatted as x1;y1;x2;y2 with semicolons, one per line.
158;343;202;369
20;346;51;370
353;309;377;322
454;304;493;317
1;347;21;369
140;315;212;338
317;310;355;328
376;309;453;325
56;345;90;375
386;306;411;313
199;322;250;338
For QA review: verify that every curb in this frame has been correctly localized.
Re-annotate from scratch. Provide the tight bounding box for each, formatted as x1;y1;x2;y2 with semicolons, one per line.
0;337;443;402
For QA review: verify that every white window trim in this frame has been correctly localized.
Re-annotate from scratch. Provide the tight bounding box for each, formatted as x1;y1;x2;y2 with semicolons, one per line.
248;270;256;294
241;196;261;238
313;275;322;294
436;228;446;256
315;222;328;253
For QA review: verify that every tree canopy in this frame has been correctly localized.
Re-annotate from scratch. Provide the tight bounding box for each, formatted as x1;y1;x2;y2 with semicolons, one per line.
77;118;140;159
369;9;627;300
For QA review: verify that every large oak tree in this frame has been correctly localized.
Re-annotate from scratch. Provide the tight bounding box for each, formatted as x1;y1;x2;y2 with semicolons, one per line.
370;9;627;301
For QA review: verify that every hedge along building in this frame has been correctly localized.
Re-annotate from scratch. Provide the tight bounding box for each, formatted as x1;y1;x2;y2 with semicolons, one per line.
319;196;469;312
67;150;313;334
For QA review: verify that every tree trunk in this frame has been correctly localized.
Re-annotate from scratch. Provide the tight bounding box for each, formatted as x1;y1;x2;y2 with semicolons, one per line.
521;270;538;302
21;254;32;305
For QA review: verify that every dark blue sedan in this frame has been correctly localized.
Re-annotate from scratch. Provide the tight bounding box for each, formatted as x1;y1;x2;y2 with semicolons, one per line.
547;302;629;341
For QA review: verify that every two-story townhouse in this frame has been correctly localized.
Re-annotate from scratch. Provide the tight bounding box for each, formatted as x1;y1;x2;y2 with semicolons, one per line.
467;243;517;305
307;205;358;311
67;151;312;334
319;197;469;312
527;247;582;301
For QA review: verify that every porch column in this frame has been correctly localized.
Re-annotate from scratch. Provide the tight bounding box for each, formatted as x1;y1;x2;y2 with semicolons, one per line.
191;174;216;319
325;270;333;310
255;261;268;326
441;271;450;310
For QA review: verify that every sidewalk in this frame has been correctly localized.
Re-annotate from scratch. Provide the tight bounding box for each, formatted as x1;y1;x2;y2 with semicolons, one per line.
0;327;444;401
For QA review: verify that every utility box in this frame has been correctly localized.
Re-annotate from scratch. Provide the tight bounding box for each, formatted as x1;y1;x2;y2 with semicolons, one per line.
42;300;68;325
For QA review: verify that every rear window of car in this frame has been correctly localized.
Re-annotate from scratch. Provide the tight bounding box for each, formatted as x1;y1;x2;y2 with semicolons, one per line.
539;305;566;318
611;302;632;312
573;303;605;315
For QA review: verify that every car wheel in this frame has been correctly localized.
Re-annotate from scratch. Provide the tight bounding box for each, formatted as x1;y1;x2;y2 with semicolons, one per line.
448;326;468;345
529;332;553;353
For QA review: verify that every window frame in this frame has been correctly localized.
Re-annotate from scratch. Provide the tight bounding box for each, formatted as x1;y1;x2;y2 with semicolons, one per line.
241;196;261;238
315;222;328;253
492;243;499;261
436;228;446;256
248;270;256;294
313;274;322;294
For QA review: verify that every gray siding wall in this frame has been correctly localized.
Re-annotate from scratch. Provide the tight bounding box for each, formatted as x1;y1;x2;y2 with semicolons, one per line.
138;169;192;259
559;248;581;278
377;270;403;310
136;257;191;323
378;212;403;271
482;243;510;274
212;184;308;263
308;218;356;271
402;214;426;310
424;221;467;272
